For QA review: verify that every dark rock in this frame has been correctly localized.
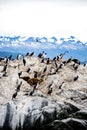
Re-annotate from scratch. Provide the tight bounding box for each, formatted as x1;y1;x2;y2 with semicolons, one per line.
71;109;87;120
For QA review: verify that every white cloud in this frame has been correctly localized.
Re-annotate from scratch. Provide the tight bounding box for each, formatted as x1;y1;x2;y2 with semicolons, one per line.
0;0;87;42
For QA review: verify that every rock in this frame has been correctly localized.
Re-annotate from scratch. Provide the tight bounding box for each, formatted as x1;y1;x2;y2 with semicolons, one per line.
0;55;87;129
40;118;87;130
63;118;87;130
33;90;47;98
0;97;63;130
0;105;7;129
71;109;87;120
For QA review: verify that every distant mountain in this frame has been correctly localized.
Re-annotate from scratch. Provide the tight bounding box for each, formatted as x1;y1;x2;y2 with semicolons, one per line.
0;35;87;62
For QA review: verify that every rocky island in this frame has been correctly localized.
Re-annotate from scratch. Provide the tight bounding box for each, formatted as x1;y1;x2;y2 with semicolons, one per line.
0;52;87;130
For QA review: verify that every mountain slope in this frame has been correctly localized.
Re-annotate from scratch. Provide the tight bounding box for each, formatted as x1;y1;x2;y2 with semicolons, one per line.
0;35;87;62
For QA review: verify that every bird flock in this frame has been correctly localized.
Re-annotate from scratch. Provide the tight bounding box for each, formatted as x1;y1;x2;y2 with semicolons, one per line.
0;51;87;101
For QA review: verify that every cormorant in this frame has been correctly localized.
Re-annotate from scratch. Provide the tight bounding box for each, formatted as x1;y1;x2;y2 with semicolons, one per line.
54;61;58;68
72;59;80;65
57;56;59;60
25;52;30;56
58;64;63;69
18;71;22;78
62;61;67;65
83;61;87;67
26;68;31;73
2;64;7;72
41;58;44;63
38;53;42;58
34;71;38;78
73;64;78;70
23;58;26;66
59;53;64;59
38;51;44;58
29;52;34;56
67;57;72;63
53;57;56;61
8;54;12;60
56;68;59;72
47;88;53;95
59;82;65;89
6;58;9;64
2;72;7;77
48;81;53;88
83;63;86;67
43;66;47;73
47;58;50;64
29;88;35;96
73;76;79;81
12;91;18;99
16;81;22;91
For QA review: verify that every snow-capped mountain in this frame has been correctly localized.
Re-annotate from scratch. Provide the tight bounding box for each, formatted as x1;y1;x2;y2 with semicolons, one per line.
0;35;87;62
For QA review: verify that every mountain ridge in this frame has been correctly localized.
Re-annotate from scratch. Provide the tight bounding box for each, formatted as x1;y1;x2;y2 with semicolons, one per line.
0;35;87;62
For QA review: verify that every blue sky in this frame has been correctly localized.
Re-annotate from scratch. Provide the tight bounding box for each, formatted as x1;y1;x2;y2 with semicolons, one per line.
0;0;87;42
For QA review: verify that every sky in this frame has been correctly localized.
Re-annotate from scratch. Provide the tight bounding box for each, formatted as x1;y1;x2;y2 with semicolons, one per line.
0;0;87;42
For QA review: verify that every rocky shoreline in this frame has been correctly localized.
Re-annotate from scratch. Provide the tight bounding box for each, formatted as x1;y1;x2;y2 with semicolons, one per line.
0;53;87;130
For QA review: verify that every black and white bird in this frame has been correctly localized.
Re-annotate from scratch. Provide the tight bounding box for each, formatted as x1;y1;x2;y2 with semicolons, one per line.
23;58;26;66
29;52;34;56
47;81;53;88
2;72;7;77
53;57;56;61
73;64;79;70
29;87;35;96
12;91;18;99
41;58;44;63
8;54;12;60
57;56;59;60
47;88;53;95
16;81;22;91
5;58;9;64
56;68;59;73
54;61;58;68
47;58;50;64
67;57;72;63
34;71;38;78
25;52;30;56
43;66;47;73
26;68;31;73
73;76;79;81
58;64;63;69
83;61;87;67
59;82;65;89
2;64;7;72
38;51;44;58
18;71;22;78
72;59;80;65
